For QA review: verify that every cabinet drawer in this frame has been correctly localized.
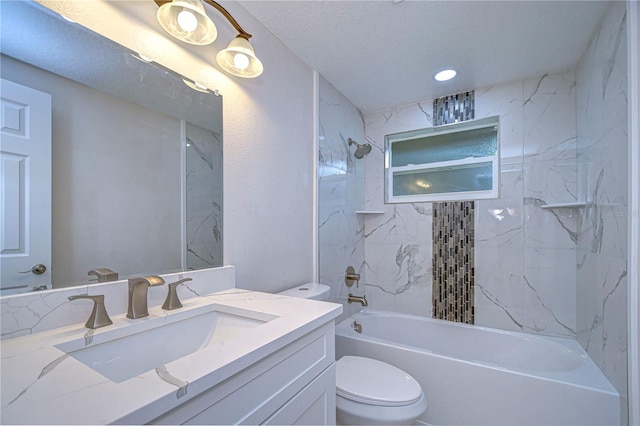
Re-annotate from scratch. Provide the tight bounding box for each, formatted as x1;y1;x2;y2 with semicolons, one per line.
264;364;336;426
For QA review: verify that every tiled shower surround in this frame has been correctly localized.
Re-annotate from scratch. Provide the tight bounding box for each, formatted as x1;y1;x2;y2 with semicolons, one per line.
364;69;578;334
318;2;627;419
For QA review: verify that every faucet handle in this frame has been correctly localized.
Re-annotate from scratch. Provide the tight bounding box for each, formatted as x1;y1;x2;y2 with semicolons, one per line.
162;278;193;310
345;266;360;287
88;268;119;283
68;294;113;329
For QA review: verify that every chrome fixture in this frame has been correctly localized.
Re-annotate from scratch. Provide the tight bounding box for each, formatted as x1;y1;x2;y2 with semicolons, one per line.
154;0;263;78
348;293;368;307
348;138;372;159
352;320;362;334
88;268;119;283
162;278;193;310
68;294;113;329
345;266;360;287
127;276;165;319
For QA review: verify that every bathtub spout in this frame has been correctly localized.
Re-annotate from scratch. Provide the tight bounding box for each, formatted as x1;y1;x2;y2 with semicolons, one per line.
348;293;368;307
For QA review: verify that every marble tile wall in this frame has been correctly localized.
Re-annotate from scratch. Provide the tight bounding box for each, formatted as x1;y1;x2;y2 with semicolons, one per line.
575;1;628;419
363;104;434;316
185;122;223;270
475;70;579;338
317;76;367;321
363;69;579;335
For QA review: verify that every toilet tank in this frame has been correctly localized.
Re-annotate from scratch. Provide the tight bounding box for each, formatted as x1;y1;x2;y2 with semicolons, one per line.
278;283;330;301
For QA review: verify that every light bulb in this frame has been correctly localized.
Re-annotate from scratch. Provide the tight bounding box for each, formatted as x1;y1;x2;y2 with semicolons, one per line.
434;69;457;81
177;10;198;32
233;53;250;70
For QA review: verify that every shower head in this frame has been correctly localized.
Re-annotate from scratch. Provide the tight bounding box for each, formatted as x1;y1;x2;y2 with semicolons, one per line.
348;138;371;159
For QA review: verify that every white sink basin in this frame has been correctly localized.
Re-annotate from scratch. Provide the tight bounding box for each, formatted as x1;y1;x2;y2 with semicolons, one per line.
55;304;276;383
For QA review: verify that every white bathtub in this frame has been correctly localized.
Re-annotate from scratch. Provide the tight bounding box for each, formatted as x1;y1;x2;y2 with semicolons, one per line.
335;309;620;426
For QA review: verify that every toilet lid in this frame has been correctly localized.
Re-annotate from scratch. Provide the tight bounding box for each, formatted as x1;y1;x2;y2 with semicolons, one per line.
336;356;423;407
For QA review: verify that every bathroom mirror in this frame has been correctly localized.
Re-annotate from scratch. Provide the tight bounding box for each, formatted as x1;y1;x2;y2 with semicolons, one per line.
0;2;223;293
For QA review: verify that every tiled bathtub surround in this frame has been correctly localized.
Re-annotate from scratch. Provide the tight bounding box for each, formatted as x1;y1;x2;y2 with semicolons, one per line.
432;91;476;324
360;3;628;419
576;1;628;419
317;76;367;320
364;69;578;333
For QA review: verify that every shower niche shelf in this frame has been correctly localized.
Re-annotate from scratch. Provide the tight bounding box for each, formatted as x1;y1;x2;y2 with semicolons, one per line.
356;210;385;215
541;202;587;209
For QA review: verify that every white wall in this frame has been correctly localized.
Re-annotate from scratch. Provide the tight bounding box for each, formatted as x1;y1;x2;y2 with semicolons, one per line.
37;0;316;292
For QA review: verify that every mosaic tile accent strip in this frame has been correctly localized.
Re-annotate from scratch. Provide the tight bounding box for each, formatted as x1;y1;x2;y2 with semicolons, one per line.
433;91;475;125
432;91;475;324
432;201;475;323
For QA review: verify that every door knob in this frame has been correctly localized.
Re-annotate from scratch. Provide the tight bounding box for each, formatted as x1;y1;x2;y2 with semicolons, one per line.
19;264;47;275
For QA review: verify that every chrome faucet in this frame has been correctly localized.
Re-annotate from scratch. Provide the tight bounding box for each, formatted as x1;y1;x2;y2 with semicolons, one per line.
127;276;165;319
347;293;368;307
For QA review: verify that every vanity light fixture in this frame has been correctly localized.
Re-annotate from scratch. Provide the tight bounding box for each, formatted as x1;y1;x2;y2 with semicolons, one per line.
434;69;457;82
154;0;264;78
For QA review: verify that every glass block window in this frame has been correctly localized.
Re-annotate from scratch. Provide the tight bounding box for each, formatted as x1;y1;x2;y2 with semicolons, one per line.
385;116;499;203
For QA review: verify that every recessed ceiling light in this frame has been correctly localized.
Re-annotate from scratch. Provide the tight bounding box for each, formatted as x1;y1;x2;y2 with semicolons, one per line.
434;69;457;82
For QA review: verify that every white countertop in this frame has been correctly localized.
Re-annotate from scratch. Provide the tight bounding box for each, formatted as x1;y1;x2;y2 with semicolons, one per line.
0;289;342;425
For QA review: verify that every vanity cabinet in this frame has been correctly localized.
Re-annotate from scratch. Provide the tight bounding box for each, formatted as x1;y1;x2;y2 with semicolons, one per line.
150;322;336;425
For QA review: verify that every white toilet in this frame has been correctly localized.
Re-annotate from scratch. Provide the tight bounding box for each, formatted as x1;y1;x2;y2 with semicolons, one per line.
278;283;428;425
277;282;331;300
335;355;427;425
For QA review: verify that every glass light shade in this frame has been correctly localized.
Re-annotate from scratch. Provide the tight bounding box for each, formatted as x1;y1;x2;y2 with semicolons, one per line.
157;0;217;45
182;79;209;93
216;36;264;78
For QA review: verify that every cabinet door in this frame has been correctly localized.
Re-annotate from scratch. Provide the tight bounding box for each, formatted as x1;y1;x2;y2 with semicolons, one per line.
150;323;335;425
264;365;336;426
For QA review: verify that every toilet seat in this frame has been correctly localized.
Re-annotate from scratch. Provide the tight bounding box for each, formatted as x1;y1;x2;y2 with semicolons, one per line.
336;356;423;407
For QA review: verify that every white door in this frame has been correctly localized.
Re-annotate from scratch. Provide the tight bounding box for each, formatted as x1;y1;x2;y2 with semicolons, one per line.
0;79;52;294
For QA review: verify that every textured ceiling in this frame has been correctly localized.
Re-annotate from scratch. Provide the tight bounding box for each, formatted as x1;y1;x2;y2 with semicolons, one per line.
239;0;611;113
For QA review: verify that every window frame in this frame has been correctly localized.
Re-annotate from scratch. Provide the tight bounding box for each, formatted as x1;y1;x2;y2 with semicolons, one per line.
384;115;500;204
